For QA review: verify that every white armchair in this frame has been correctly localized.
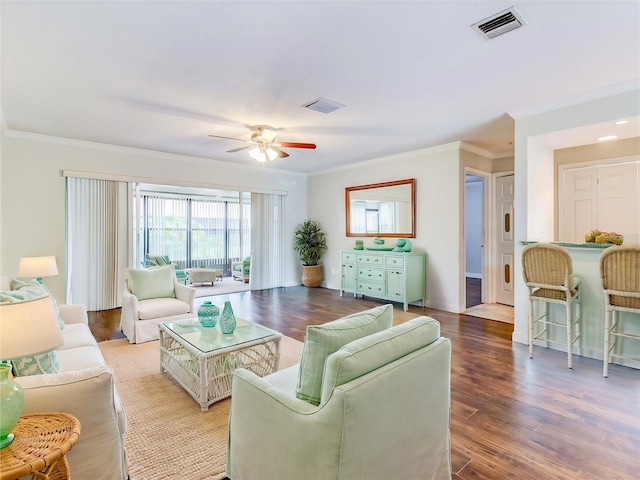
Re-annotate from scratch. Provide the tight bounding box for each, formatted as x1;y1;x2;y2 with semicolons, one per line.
120;265;196;343
227;315;452;480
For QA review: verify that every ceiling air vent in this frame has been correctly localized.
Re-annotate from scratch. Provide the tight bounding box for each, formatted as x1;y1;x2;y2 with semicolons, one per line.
472;6;526;39
301;97;345;114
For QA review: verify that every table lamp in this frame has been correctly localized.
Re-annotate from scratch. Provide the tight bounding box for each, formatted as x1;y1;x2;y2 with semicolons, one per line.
0;295;64;448
18;256;58;283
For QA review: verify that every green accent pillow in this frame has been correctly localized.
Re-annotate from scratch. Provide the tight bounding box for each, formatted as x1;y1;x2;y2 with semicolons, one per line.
146;254;171;267
4;279;65;330
10;351;61;377
320;316;440;404
296;304;393;405
128;265;176;301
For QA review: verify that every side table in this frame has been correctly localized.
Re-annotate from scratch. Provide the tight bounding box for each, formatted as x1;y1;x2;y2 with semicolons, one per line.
0;413;81;480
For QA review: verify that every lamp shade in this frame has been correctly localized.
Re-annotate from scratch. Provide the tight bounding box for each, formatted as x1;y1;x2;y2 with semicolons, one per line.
18;256;58;279
0;295;64;360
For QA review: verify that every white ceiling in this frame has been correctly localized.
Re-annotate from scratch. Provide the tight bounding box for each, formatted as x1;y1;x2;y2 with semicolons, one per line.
2;1;639;174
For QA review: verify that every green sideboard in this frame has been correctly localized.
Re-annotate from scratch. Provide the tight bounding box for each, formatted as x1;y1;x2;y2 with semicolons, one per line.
340;250;426;311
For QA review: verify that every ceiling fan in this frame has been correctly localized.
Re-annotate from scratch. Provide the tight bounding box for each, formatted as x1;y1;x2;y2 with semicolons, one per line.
208;125;316;163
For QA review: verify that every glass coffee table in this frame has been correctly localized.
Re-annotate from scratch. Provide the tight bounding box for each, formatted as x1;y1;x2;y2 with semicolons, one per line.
158;317;282;411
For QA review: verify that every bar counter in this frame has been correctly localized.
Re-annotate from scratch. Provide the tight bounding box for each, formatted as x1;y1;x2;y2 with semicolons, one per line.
520;241;639;370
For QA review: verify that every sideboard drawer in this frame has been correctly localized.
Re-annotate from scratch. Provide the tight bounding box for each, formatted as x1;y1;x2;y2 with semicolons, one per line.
357;267;384;282
356;281;385;296
356;254;384;266
342;252;356;263
385;256;405;268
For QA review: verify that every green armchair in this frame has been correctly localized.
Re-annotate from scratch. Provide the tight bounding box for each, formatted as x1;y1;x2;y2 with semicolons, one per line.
145;254;188;285
227;314;452;479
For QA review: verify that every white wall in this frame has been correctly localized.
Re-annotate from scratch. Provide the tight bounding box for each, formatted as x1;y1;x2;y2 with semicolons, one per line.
308;143;466;313
513;88;640;345
0;133;308;301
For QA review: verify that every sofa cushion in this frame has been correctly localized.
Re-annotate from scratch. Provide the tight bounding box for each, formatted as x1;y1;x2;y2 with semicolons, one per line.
11;351;61;376
320;316;440;404
128;265;176;301
137;297;191;320
59;323;99;350
4;279;65;329
56;346;106;372
296;304;393;405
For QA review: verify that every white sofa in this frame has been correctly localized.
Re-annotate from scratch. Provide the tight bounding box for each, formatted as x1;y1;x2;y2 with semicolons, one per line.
0;277;128;480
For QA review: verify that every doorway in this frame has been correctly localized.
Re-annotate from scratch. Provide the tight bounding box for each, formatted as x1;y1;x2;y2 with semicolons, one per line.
465;173;485;308
463;170;515;324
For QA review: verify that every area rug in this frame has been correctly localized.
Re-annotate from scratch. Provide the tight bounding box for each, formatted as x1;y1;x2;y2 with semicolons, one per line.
191;277;250;298
99;335;303;480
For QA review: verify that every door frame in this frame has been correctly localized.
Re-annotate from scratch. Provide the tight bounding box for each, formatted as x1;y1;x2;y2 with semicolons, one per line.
463;167;492;307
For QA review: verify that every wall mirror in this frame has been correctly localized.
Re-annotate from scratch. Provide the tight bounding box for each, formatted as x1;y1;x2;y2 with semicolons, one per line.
345;178;415;237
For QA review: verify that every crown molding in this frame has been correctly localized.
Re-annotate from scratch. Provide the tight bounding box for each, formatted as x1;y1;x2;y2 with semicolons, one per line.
508;79;640;119
3;129;308;177
459;141;513;159
310;142;465;177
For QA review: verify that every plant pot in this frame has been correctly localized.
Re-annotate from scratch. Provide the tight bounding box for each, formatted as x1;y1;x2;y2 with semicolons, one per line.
301;265;323;287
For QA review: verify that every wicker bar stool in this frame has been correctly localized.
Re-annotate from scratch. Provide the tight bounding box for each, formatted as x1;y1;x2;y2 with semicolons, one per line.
599;245;640;377
521;243;581;368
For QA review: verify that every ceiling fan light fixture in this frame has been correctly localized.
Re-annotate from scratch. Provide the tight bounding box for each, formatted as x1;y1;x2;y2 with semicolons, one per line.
249;146;278;163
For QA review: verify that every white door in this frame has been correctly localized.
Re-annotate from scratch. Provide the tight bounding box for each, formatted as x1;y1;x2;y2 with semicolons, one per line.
561;167;598;242
560;162;639;243
495;175;514;306
598;163;639;241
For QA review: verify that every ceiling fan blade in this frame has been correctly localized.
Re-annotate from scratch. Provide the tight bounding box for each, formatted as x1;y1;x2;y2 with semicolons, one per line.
271;147;289;158
208;134;250;143
227;145;252;153
276;142;316;149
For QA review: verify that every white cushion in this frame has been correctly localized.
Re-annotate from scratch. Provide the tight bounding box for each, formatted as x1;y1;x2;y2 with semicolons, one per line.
138;297;191;320
57;346;106;372
58;323;99;350
128;265;175;300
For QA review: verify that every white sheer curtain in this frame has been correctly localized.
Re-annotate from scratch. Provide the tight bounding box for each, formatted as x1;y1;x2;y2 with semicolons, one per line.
66;177;127;310
250;193;285;290
351;202;366;233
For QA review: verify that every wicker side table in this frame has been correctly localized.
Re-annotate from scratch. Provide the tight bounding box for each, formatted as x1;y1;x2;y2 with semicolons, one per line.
0;413;81;480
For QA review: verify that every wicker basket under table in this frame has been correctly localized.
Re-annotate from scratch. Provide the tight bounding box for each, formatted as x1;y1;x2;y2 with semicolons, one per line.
0;413;81;480
159;318;281;411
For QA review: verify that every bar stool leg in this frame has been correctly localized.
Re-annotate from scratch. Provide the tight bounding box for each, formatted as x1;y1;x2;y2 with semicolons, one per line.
566;301;573;369
603;308;611;377
576;288;582;357
528;296;534;359
544;302;549;349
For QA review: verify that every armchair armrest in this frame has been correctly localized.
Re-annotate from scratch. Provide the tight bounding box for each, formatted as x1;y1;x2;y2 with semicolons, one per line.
58;304;89;325
228;369;342;480
174;283;195;312
119;287;139;340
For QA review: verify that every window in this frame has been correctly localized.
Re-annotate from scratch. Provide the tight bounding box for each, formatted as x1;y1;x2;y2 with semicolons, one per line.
135;189;250;271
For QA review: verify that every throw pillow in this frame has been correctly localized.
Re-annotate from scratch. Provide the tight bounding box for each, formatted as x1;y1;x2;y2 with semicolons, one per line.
146;254;171;267
11;350;61;377
128;265;176;301
4;279;65;329
296;304;393;405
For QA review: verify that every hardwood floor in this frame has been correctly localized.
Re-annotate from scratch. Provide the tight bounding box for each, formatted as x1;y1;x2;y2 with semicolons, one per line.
466;277;482;308
89;287;640;480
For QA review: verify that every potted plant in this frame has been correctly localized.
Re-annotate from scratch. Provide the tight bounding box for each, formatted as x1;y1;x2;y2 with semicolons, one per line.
293;219;328;287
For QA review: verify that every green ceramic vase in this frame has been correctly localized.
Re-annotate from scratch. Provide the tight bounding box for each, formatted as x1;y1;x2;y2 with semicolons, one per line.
220;301;236;334
198;301;219;327
0;364;24;449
